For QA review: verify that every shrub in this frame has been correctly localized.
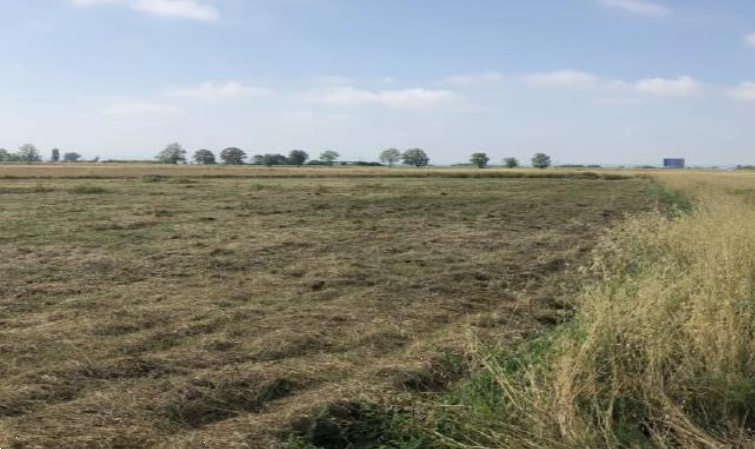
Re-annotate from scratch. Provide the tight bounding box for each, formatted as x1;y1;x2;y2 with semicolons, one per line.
503;157;519;168
63;152;82;163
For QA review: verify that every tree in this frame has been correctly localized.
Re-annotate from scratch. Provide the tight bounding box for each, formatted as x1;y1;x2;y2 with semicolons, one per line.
252;155;264;165
401;148;430;168
379;148;402;167
17;144;41;163
0;148;10;162
63;152;82;163
503;157;519;169
220;147;247;165
470;152;490;169
193;149;216;164
288;149;309;166
531;153;552;169
262;153;288;167
51;148;60;162
156;143;187;164
320;150;340;166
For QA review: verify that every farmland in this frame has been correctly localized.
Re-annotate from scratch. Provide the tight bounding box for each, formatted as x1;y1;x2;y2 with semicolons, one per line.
0;168;660;448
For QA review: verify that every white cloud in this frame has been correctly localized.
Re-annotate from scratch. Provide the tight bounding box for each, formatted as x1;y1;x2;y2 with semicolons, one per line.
634;76;702;97
745;32;755;47
524;70;602;88
106;100;182;116
728;82;755;101
165;81;271;101
523;70;701;97
297;85;458;109
69;0;219;21
440;71;505;86
597;0;671;16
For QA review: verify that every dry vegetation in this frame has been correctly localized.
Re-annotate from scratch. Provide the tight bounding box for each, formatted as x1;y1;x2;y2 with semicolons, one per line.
0;163;630;180
386;171;755;449
0;169;659;448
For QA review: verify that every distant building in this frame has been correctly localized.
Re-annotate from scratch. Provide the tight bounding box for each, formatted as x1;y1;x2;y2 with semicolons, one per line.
663;158;686;169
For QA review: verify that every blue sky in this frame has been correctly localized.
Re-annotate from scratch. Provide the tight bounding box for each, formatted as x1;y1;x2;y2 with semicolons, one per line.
1;0;754;165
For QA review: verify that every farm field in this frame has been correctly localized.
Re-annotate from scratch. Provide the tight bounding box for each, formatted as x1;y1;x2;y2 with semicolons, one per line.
0;163;632;180
0;171;660;448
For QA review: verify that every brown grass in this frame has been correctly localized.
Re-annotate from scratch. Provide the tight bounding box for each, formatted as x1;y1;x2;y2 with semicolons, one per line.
392;171;755;449
0;172;658;448
0;163;633;180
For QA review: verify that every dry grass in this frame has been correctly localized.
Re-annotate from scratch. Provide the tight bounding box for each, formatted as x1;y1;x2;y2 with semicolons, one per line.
395;171;755;449
0;163;632;180
0;172;657;448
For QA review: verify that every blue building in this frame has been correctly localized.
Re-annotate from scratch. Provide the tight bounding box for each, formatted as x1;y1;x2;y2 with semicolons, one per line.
663;158;686;169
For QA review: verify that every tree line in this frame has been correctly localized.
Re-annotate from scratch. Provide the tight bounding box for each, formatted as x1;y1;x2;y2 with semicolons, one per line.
0;144;87;163
157;143;554;169
0;142;554;169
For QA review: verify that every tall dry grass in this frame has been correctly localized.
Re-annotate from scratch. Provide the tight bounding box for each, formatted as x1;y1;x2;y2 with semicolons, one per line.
403;173;755;449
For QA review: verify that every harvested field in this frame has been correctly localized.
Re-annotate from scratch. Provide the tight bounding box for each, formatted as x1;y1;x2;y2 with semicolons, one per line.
0;163;631;180
0;173;659;448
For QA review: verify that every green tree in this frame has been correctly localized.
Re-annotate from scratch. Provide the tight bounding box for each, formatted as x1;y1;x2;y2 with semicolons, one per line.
220;147;247;165
262;153;286;167
156;143;187;164
0;148;10;162
503;157;519;168
51;148;60;162
470;152;490;169
401;148;430;168
193;149;216;164
320;150;340;166
63;152;82;163
17;144;41;163
379;148;402;167
531;153;552;169
288;149;309;166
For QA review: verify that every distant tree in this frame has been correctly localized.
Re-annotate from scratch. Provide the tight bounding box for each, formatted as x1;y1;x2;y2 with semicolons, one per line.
470;152;490;169
251;155;264;165
91;156;100;163
17;144;41;163
379;148;402;167
401;148;430;168
320;150;340;166
288;149;309;166
193;149;216;164
220;147;247;165
156;143;187;164
261;153;289;167
63;152;82;163
51;148;60;162
0;148;10;162
503;157;519;169
531;152;552;169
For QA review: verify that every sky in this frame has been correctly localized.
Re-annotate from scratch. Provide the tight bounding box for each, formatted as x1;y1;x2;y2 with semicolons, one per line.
1;0;754;166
